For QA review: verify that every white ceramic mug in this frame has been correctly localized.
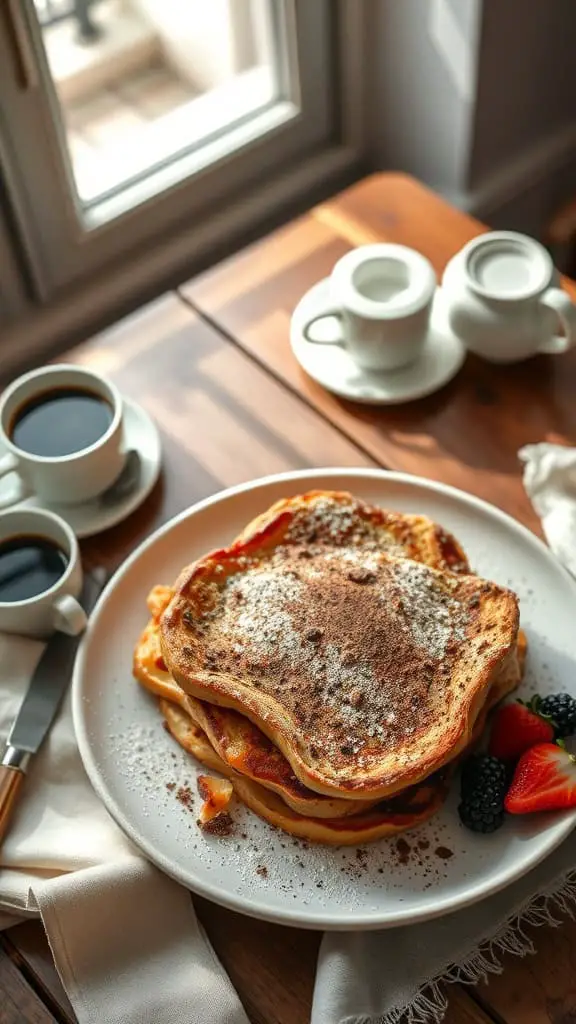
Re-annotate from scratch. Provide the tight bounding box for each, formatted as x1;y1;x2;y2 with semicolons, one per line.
301;244;437;371
0;508;86;637
0;364;125;508
441;231;576;363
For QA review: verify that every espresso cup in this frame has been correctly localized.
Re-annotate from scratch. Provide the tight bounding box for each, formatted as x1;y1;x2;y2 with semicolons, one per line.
302;244;437;372
0;365;125;508
0;507;86;637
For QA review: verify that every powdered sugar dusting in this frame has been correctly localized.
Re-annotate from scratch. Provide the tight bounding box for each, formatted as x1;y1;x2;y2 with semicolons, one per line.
285;494;403;553
389;560;467;659
108;707;462;915
196;543;473;768
226;569;303;660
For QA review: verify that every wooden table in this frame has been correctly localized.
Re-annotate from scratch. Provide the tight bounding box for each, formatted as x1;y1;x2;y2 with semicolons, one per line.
2;173;576;1024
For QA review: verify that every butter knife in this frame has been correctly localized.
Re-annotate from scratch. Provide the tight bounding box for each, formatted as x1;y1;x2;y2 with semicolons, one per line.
0;568;106;845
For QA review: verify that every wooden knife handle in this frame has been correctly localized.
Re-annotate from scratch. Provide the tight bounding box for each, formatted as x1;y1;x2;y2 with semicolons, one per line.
0;765;24;846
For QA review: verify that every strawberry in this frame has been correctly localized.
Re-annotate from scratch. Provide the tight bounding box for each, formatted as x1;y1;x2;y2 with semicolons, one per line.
488;698;554;762
505;743;576;814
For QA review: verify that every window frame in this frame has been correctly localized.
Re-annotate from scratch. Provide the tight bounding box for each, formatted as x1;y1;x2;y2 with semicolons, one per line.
0;0;361;297
0;0;367;369
0;199;30;326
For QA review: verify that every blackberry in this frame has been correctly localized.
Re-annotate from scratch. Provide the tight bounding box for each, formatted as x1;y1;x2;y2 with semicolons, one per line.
538;693;576;738
460;753;505;793
458;754;507;834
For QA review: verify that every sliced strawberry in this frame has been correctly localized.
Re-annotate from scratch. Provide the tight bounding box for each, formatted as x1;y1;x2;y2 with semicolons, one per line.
489;700;554;762
505;743;576;814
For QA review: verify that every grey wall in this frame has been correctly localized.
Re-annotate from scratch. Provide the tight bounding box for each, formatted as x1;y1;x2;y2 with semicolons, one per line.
368;0;482;202
368;0;576;237
471;0;576;188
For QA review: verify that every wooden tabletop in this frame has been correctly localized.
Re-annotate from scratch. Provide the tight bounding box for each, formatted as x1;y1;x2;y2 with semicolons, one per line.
2;172;576;1024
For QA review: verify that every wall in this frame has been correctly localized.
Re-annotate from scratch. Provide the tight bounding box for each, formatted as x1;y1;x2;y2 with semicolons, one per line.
369;0;576;236
368;0;482;204
468;0;576;234
471;0;575;188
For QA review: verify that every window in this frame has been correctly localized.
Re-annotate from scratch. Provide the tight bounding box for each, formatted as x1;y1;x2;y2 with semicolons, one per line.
0;0;364;338
36;0;288;219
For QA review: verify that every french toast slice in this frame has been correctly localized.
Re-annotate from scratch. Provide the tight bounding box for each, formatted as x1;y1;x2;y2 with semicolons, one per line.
136;615;525;808
161;492;520;800
136;587;525;816
158;637;524;846
160;700;451;845
235;491;470;574
134;613;372;818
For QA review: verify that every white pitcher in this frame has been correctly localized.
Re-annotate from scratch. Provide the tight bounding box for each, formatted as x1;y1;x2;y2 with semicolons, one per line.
441;231;576;363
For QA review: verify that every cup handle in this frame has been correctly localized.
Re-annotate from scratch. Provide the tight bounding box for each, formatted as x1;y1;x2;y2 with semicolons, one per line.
0;452;30;509
538;287;576;355
52;594;87;636
302;300;346;345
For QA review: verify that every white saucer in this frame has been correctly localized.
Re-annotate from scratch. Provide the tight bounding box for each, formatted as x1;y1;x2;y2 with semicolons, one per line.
290;280;465;405
0;397;161;538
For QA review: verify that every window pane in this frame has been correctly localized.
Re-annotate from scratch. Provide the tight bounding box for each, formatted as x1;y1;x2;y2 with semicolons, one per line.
33;0;282;211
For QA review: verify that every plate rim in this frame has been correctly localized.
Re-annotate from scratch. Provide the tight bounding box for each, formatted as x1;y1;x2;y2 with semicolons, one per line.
72;467;576;930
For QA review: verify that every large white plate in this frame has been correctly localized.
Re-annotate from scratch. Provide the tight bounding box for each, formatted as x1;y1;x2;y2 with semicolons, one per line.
73;469;576;930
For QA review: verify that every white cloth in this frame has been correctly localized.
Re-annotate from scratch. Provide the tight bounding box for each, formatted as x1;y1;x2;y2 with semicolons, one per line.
311;444;576;1024
0;635;249;1024
520;443;576;575
313;840;576;1024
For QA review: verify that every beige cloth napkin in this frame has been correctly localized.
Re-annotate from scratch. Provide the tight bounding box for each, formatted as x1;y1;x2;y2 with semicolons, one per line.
311;445;576;1024
0;634;250;1024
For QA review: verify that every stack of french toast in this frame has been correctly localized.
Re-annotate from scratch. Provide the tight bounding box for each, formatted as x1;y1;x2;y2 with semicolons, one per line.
133;491;526;845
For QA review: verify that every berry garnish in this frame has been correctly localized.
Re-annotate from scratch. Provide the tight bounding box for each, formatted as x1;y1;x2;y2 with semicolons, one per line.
538;693;576;738
459;754;507;833
505;742;576;814
488;698;554;762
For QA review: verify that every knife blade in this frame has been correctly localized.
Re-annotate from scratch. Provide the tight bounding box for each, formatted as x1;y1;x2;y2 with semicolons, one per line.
0;568;106;844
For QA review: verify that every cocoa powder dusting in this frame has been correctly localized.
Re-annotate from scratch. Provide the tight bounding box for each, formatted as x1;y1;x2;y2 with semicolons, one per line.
435;846;454;860
395;838;411;865
218;551;468;766
173;494;473;771
198;812;234;836
176;785;194;811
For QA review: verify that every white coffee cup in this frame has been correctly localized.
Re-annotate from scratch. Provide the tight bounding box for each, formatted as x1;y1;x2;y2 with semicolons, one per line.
0;364;125;508
0;508;86;637
441;231;576;363
302;244;437;372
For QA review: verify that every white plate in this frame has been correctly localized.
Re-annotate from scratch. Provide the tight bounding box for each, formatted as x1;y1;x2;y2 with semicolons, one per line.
0;398;161;539
291;281;465;405
73;469;576;930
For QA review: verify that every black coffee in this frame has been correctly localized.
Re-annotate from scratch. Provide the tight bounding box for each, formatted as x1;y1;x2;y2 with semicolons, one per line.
10;387;113;457
0;535;68;603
